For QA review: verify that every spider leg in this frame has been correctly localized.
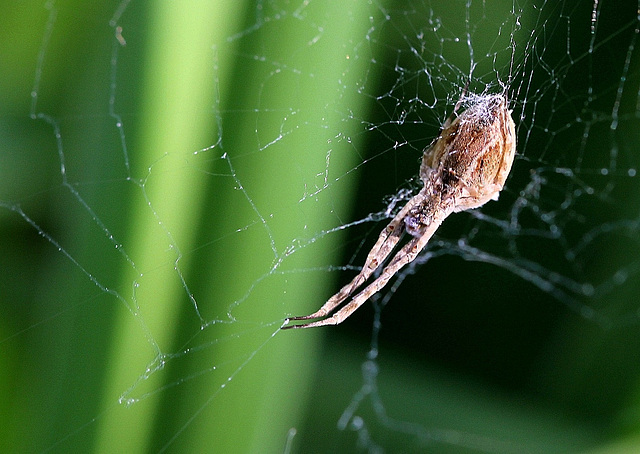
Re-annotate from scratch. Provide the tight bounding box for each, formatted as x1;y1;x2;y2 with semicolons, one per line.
286;212;407;322
284;204;452;329
284;235;425;329
284;194;425;327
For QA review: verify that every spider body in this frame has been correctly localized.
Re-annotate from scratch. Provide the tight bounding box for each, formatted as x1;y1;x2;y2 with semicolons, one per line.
284;92;516;329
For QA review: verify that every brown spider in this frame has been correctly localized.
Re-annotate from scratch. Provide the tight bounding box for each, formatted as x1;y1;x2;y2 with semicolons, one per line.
283;91;516;329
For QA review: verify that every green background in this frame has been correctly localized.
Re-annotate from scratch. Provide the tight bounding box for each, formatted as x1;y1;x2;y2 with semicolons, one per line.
1;1;639;452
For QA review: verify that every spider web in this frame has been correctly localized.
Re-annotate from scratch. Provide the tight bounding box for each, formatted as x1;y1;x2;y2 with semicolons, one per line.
1;0;640;452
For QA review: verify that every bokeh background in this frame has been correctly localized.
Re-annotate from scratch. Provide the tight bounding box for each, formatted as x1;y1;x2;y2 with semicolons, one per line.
1;1;640;453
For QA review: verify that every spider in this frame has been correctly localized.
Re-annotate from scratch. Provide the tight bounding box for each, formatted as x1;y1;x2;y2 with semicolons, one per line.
283;91;516;329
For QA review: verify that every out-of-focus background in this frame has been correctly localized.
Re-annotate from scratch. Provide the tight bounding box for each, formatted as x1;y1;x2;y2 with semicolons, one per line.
1;1;640;452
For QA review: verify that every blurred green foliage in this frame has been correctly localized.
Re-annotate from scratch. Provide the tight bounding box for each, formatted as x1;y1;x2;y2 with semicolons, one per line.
1;1;640;453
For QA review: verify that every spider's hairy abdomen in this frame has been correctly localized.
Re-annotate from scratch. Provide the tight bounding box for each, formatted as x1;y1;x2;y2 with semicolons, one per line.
421;94;516;211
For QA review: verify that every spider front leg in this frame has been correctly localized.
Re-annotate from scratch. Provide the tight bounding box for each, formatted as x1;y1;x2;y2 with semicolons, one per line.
284;208;449;329
283;195;423;328
284;214;405;323
283;235;423;329
284;195;453;329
